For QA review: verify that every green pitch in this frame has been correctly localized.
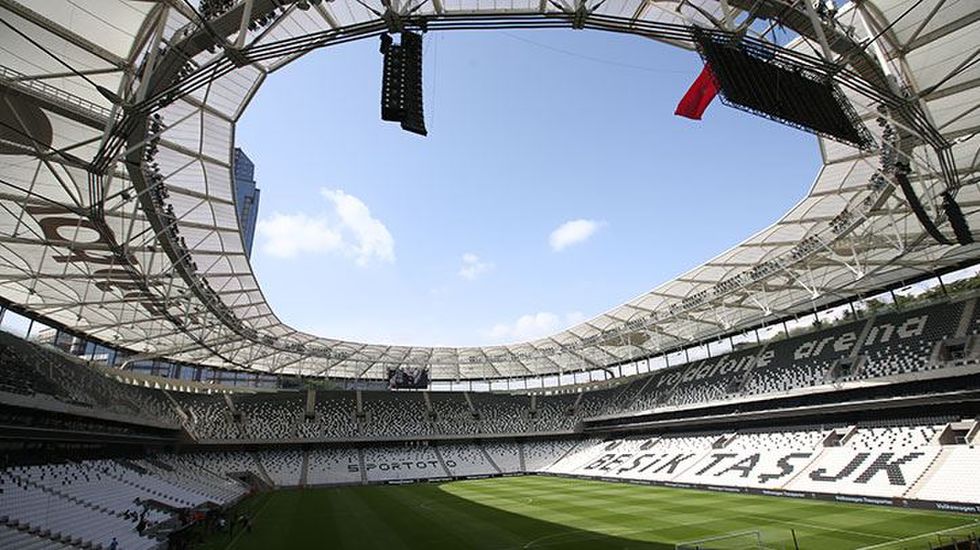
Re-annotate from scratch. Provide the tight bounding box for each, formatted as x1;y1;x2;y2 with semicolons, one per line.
200;476;979;549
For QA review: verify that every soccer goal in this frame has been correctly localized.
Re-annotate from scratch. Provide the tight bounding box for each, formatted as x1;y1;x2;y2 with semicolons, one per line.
675;529;768;550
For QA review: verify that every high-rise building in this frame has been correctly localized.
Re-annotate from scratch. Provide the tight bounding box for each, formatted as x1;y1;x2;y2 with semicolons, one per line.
233;148;261;258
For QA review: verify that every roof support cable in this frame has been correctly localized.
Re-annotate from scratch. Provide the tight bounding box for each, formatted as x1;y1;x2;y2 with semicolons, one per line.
837;0;927;74
920;53;980;99
0;17;122;106
0;119;91;170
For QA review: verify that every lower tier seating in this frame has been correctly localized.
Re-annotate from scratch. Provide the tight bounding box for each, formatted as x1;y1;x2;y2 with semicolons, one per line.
3;418;976;550
546;419;978;504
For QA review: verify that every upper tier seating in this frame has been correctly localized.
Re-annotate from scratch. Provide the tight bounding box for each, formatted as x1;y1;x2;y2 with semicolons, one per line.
237;392;303;440
533;394;579;432
662;346;761;407
123;384;182;426
470;393;531;434
577;391;612;418
850;302;964;380
618;368;682;413
743;319;865;396
0;332;76;399
431;393;479;435
0;297;975;444
298;391;358;439
362;392;431;437
0;331;180;426
176;393;238;439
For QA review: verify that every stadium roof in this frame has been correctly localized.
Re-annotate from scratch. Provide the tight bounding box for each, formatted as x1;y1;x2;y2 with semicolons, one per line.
0;0;978;380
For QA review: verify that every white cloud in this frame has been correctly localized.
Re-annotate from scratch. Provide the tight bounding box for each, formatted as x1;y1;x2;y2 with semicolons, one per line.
256;189;394;265
255;212;343;259
483;311;586;343
458;252;493;280
548;219;604;251
320;189;395;266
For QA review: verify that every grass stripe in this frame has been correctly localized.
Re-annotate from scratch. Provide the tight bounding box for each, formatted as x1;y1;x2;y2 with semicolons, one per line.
196;476;975;550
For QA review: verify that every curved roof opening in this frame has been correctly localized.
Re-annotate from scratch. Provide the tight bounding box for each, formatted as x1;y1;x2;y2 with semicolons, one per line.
238;30;819;348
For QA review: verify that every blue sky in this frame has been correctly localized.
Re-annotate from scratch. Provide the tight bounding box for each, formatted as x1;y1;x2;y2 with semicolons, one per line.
237;29;820;347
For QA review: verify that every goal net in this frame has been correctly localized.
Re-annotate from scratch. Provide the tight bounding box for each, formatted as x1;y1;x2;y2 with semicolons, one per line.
676;529;767;550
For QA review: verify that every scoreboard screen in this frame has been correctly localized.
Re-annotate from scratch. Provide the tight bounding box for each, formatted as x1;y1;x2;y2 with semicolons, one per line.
386;366;430;389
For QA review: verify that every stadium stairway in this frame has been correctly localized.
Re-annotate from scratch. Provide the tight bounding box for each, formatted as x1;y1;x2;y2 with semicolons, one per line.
608;378;645;414
545;440;579;471
305;389;315;418
956;298;976;338
223;394;237;416
904;447;950;499
715;433;738;448
141;457;173;473
357;449;368;484
966;422;980;444
852;312;878;359
734;342;770;395
253;459;274;488
115;459;149;475
432;447;453;478
300;449;310;487
542;438;604;474
782;446;828;488
479;444;503;475
654;375;682;409
463;392;476;415
836;425;861;446
818;314;878;386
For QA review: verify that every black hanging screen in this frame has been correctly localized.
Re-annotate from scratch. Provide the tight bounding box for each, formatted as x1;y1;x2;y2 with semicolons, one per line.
694;31;872;149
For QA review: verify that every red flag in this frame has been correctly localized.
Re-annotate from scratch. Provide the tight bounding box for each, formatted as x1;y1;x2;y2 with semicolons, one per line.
675;65;719;120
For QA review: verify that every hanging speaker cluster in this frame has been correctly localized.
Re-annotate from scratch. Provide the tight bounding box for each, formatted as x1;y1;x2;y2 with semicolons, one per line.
380;32;427;136
692;29;873;149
